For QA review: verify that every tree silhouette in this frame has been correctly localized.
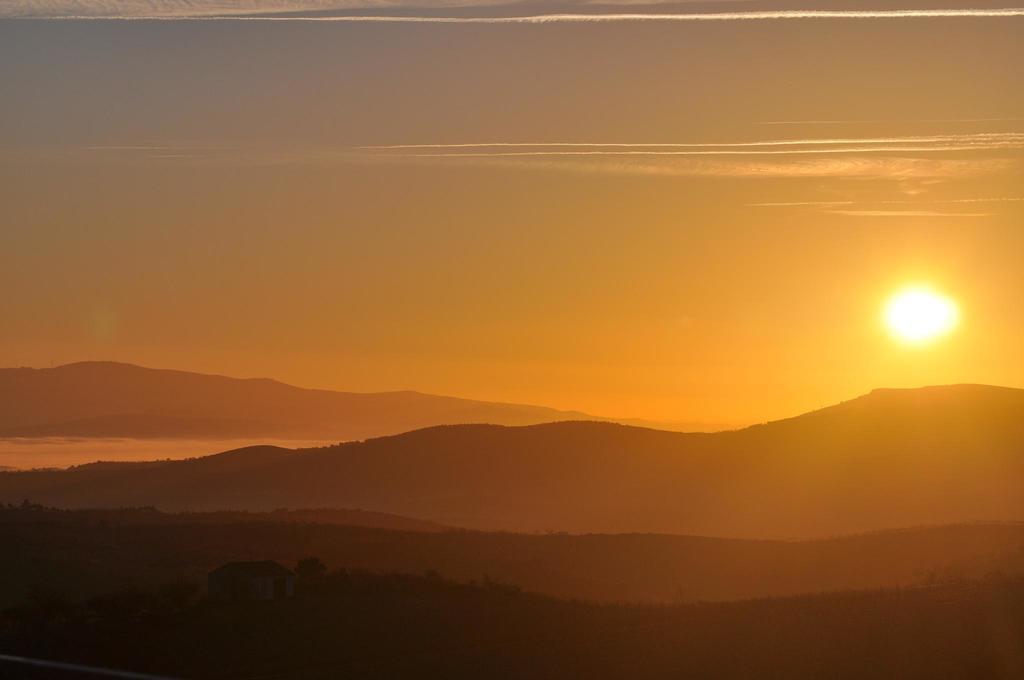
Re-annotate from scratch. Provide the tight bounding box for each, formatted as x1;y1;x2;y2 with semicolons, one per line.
296;556;327;581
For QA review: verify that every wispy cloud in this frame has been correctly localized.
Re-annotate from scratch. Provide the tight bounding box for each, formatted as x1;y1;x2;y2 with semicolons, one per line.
356;133;1023;179
749;196;1021;218
758;118;1024;126
392;146;1023;158
753;197;1024;207
363;134;1024;152
371;154;1012;180
362;133;1024;160
9;5;1024;22
7;138;1014;181
825;209;991;217
0;1;474;19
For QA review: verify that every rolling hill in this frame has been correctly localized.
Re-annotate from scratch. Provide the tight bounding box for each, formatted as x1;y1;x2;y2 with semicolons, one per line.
2;383;1022;538
0;361;608;441
1;505;1022;606
7;567;1024;680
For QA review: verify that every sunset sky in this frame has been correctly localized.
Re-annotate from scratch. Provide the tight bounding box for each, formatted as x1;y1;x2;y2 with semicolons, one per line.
2;1;1023;426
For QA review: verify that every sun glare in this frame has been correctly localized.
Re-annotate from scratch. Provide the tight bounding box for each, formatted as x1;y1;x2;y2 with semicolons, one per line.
883;286;959;345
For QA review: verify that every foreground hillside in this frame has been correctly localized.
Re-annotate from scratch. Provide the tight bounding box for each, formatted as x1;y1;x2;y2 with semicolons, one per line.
1;506;1022;607
3;384;1023;537
4;569;1023;680
0;361;603;441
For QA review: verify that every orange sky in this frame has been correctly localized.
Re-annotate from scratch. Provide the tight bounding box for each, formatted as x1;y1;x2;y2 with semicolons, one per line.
2;5;1023;426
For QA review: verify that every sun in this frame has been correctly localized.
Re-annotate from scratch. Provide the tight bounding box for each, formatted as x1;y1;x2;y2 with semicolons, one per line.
883;286;959;345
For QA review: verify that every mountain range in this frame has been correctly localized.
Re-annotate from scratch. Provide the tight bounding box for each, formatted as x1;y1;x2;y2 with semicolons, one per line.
2;382;1023;538
0;361;698;441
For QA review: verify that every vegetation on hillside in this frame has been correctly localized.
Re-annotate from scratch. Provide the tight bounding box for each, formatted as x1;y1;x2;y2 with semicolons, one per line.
3;567;1022;680
1;505;1022;609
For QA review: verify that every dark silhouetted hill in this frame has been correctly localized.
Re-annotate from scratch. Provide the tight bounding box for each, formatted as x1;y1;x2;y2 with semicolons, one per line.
0;503;449;534
0;506;1022;608
3;568;1023;680
1;384;1023;537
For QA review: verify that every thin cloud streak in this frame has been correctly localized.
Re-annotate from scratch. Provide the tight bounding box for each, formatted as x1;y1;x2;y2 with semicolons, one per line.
826;209;991;217
9;143;1013;180
0;0;500;18
752;197;1024;207
1;0;749;18
359;133;1022;179
758;118;1024;125
387;155;1010;179
16;8;1024;22
365;133;1024;151
394;143;1024;158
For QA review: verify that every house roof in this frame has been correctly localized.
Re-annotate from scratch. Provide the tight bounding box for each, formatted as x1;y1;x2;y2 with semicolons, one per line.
210;560;294;579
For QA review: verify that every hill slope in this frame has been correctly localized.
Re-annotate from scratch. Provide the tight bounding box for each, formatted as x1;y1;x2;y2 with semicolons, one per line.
0;361;602;441
1;506;1022;606
5;569;1024;680
2;384;1023;538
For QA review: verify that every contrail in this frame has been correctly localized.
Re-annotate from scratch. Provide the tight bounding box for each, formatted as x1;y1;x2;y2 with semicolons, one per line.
17;8;1024;22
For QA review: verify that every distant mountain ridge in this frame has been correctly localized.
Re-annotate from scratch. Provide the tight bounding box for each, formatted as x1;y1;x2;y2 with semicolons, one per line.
0;361;691;441
2;383;1023;538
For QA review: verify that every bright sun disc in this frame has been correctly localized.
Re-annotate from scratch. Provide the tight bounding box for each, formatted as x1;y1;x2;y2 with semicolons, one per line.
883;286;959;344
